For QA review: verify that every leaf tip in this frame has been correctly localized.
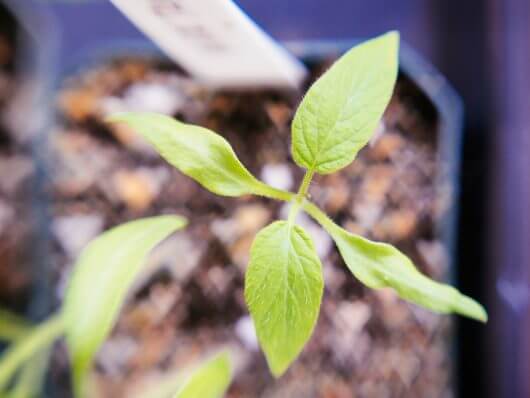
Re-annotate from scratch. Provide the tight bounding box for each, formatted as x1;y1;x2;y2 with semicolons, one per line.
474;304;489;323
269;360;289;378
104;112;130;124
165;214;189;230
458;295;488;323
105;111;160;125
469;308;488;324
385;30;400;42
378;30;400;56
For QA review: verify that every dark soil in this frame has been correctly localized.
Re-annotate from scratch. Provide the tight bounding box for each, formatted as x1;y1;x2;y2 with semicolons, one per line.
0;5;36;313
48;54;453;398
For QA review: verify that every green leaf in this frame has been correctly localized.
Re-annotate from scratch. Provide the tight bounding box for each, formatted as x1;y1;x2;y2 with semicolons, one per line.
332;231;487;321
0;314;64;392
0;310;31;342
245;221;324;376
174;352;232;398
292;31;399;174
302;201;487;322
62;215;187;396
8;348;51;398
108;112;291;201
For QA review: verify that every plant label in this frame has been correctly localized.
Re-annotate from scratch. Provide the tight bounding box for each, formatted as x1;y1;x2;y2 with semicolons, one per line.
109;0;307;89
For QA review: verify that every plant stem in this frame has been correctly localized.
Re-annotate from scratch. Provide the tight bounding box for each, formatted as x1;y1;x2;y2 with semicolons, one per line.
0;313;64;391
252;169;314;204
287;170;315;224
296;170;314;202
287;200;302;225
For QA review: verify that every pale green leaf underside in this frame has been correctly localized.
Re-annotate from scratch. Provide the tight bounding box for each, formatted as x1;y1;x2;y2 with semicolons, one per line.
302;202;487;322
62;215;187;395
174;352;232;398
108;112;286;199
245;221;324;376
292;31;399;174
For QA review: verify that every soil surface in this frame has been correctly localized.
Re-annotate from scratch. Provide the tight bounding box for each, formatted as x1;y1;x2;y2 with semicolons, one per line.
47;55;452;398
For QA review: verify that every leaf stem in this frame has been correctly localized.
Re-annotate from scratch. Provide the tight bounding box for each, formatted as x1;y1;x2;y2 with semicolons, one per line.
301;200;338;235
254;184;295;202
0;313;64;391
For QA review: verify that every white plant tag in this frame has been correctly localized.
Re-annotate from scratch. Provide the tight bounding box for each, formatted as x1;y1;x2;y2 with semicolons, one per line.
109;0;307;89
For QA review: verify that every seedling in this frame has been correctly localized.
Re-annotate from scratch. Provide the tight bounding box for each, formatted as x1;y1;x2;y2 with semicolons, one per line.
108;31;487;377
0;31;486;397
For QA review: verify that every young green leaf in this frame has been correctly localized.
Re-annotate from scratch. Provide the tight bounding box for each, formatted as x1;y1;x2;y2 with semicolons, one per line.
174;352;232;398
62;215;187;396
108;113;291;201
332;230;488;321
302;201;487;322
245;221;324;376
292;31;399;174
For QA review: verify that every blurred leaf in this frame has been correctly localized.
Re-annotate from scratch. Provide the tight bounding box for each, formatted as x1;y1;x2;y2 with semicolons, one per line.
8;348;51;398
174;352;232;398
303;201;488;322
292;31;399;174
0;310;31;342
245;221;323;376
0;314;63;391
62;215;187;397
108;113;291;201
